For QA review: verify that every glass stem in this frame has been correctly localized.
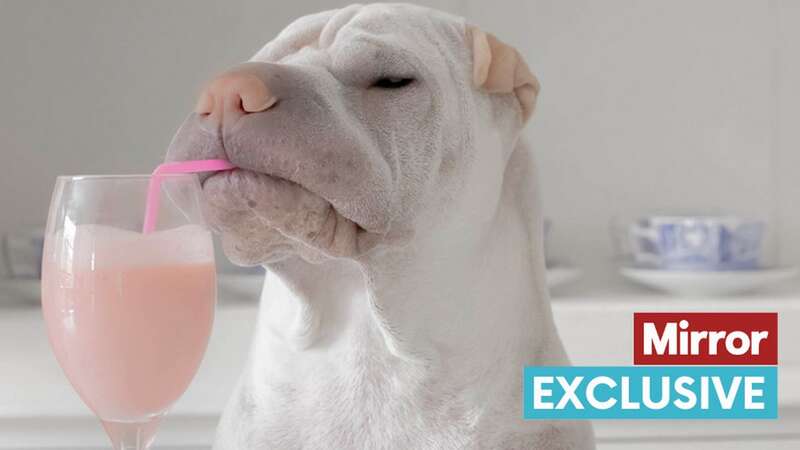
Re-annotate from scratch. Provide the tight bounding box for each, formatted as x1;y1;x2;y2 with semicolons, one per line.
101;416;161;450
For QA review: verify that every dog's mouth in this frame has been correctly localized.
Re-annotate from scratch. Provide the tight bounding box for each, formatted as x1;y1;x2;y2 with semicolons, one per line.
199;165;378;263
202;166;369;234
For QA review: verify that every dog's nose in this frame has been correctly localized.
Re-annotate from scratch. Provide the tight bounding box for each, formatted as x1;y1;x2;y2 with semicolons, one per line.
195;64;277;124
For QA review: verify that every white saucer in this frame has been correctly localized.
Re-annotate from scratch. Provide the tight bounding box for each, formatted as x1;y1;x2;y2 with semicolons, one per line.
547;266;583;289
620;266;799;297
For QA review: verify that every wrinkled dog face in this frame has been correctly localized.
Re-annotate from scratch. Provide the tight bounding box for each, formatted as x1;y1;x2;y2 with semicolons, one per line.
166;4;531;266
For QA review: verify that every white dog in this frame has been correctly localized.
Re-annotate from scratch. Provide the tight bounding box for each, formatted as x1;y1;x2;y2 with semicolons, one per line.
167;3;594;449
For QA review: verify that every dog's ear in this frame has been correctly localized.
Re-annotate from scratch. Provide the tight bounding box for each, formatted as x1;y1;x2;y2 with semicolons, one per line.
467;25;540;123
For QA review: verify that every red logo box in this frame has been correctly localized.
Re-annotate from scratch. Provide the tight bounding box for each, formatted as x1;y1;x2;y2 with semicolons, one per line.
634;312;777;365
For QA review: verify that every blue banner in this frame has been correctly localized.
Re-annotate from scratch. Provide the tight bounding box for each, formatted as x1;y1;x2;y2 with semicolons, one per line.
523;366;777;419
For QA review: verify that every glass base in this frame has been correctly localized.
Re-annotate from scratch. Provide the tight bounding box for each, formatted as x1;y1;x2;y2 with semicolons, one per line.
101;415;162;450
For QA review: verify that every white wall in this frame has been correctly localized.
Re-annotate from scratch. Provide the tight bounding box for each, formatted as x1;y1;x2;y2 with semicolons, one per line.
1;0;797;283
775;1;800;273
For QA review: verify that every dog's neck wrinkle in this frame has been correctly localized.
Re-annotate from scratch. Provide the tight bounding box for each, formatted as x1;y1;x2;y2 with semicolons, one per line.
245;190;557;450
257;176;547;382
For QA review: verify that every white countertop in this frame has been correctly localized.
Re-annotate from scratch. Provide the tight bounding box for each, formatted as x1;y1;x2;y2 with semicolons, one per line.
1;278;799;448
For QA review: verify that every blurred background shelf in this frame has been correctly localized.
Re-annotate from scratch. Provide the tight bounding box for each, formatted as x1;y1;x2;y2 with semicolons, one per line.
2;281;798;448
550;272;800;306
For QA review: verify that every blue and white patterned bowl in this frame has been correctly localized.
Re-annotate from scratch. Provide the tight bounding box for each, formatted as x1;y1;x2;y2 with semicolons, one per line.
626;216;765;271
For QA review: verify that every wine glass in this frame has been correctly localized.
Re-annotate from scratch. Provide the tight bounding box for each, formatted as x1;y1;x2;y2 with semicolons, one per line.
41;174;216;449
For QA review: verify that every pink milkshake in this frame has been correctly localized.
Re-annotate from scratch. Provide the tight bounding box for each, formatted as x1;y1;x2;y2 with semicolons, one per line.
41;224;216;422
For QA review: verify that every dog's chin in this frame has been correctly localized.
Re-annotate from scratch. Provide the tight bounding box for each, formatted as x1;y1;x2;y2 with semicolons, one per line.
201;168;380;266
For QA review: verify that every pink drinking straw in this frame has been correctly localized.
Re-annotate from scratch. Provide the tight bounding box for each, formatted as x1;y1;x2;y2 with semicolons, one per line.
142;159;236;233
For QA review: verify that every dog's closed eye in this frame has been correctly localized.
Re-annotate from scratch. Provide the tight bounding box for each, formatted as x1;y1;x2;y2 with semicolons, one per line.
371;77;415;89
